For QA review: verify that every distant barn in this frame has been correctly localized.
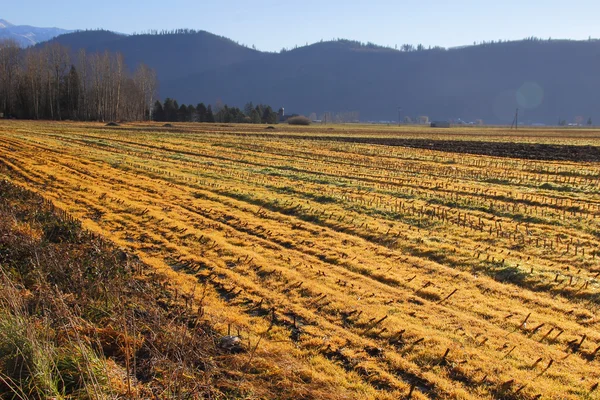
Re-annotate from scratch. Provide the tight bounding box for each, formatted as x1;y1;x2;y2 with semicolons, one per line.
431;121;450;128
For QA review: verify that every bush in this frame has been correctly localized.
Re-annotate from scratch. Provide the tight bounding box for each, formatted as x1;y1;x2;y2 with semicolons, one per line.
287;116;311;125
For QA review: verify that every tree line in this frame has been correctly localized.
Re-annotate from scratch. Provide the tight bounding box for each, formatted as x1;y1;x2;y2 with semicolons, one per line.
152;100;279;124
0;39;157;121
2;36;281;124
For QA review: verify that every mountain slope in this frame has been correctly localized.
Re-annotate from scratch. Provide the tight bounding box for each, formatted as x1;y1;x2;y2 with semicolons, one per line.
164;39;600;124
41;30;600;124
0;18;71;46
49;30;266;84
0;19;13;29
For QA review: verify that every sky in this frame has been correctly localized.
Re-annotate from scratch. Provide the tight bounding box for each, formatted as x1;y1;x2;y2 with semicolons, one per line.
3;0;600;51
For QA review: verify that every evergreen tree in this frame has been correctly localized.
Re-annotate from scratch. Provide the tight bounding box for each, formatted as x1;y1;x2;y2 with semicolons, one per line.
229;106;245;123
261;106;277;124
171;100;179;121
196;102;207;122
150;98;280;125
153;100;165;121
244;102;254;116
215;105;229;123
187;105;197;122
162;98;178;121
178;104;190;122
62;65;80;120
206;105;215;122
255;104;263;119
250;109;261;124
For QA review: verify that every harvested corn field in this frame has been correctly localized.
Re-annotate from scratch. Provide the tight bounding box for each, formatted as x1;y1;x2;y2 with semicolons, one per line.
1;120;600;399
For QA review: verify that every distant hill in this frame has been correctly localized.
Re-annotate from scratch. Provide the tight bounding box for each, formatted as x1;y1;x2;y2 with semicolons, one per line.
43;30;600;124
0;18;71;47
49;30;264;89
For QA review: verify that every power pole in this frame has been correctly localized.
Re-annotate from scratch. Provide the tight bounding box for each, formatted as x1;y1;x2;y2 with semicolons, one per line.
398;107;402;126
510;108;519;129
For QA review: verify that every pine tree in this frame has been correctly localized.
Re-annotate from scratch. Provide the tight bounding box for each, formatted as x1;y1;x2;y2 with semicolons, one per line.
153;100;165;121
250;109;261;124
244;102;254;116
178;104;190;122
162;98;178;121
206;105;215;123
261;106;277;124
196;103;207;122
62;65;80;120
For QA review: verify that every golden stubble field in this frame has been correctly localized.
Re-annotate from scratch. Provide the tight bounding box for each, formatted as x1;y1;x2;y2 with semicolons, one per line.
1;120;600;399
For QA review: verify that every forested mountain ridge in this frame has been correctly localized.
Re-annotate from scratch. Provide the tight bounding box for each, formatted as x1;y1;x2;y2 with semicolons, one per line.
165;38;600;124
34;31;600;124
48;30;265;89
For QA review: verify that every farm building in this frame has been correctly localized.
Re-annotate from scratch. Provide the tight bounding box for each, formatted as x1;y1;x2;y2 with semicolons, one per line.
431;121;450;128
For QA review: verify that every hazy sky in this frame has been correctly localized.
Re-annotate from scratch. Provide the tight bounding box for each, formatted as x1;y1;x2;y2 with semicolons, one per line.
3;0;599;51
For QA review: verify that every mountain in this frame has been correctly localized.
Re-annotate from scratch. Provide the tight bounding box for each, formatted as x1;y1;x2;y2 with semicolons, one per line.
0;18;72;47
43;31;600;124
0;19;13;29
164;38;600;124
49;30;264;87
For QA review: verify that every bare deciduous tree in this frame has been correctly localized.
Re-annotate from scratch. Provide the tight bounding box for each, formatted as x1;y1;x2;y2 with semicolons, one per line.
0;39;21;116
0;39;157;122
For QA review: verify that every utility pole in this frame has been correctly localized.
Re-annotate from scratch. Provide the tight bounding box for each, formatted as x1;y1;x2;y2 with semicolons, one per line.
510;108;519;130
398;107;402;126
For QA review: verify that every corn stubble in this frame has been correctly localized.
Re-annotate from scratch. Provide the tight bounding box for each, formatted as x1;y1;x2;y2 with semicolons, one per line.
0;120;599;399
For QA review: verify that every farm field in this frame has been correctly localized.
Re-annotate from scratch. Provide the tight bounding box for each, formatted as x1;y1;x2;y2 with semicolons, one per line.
1;120;600;399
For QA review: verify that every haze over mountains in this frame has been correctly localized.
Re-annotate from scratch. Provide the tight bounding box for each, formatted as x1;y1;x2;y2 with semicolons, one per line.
31;27;600;124
0;18;71;47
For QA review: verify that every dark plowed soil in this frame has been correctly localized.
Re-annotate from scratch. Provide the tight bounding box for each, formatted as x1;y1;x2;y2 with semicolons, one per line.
267;135;600;162
322;137;600;162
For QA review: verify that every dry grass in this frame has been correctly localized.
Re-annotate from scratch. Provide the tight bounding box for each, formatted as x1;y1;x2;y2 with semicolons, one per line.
0;179;351;399
0;120;599;399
